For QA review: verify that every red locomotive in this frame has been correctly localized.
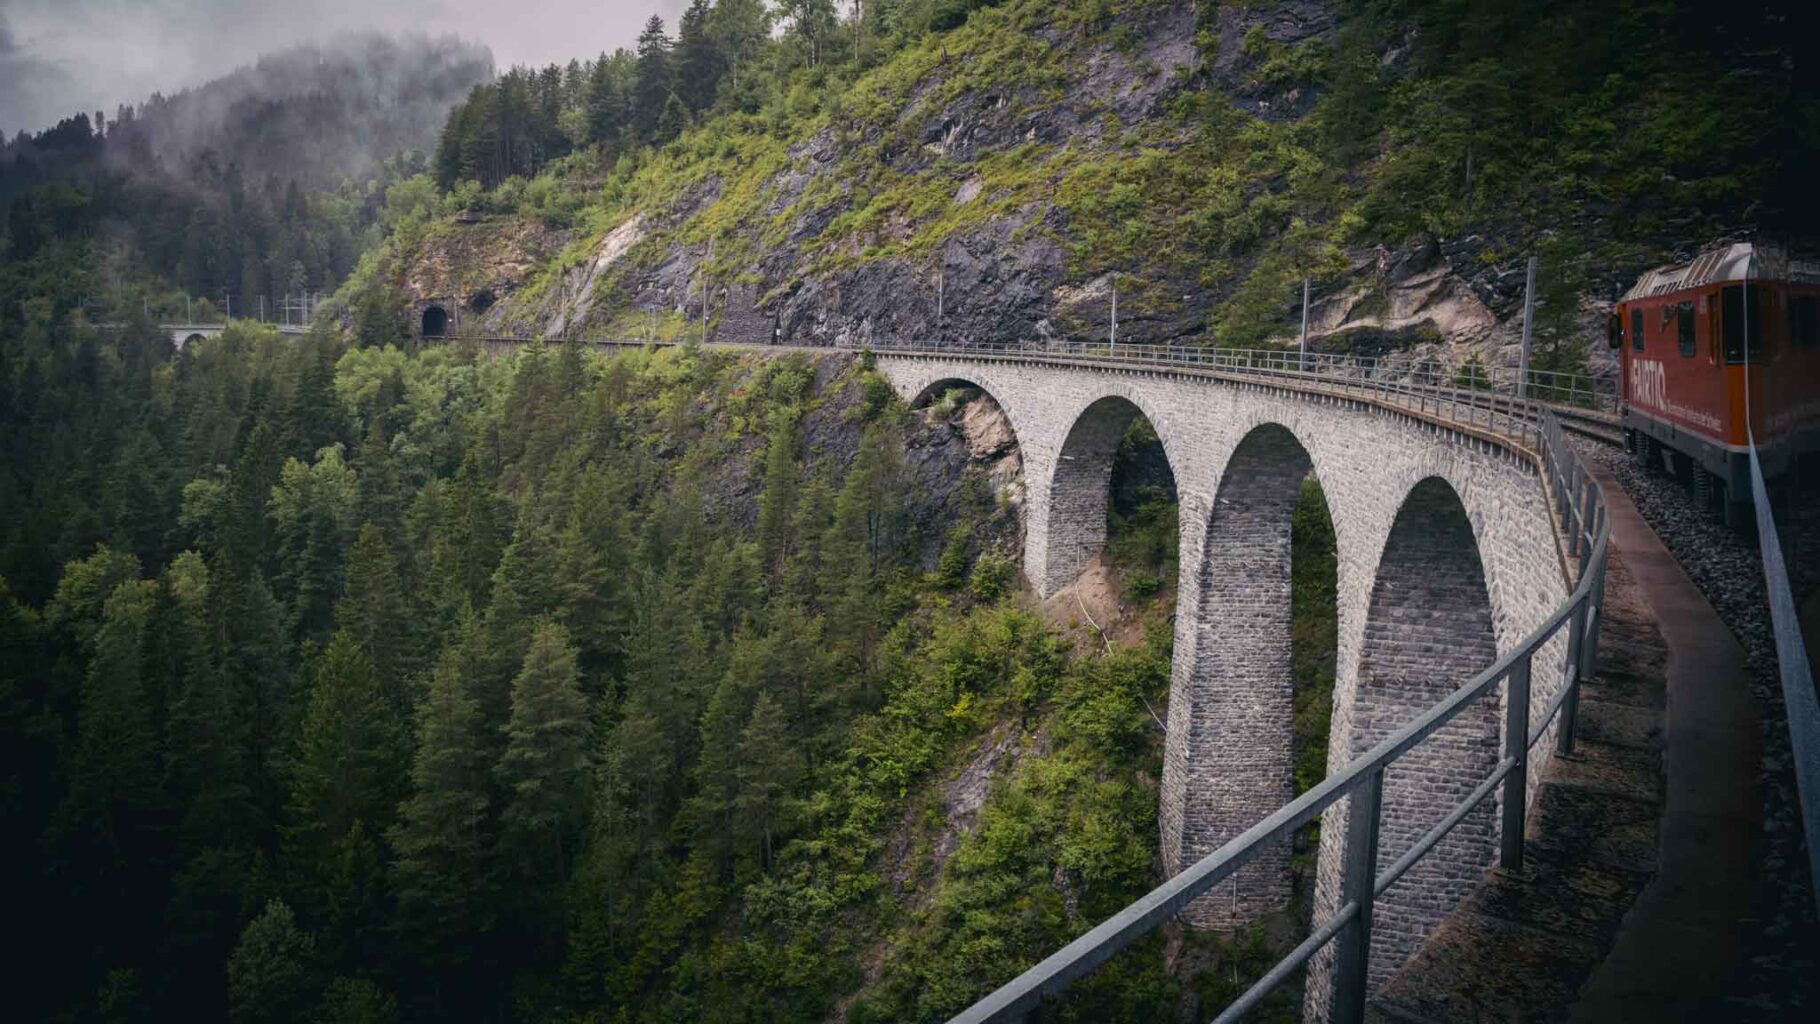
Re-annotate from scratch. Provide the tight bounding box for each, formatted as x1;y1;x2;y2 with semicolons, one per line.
1609;242;1820;526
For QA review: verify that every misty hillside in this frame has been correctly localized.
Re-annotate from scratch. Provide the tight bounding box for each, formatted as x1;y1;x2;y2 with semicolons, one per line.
0;33;492;308
370;0;1813;382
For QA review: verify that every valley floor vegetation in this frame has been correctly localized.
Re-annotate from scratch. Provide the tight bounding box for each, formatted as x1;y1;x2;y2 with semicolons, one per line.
0;303;1345;1020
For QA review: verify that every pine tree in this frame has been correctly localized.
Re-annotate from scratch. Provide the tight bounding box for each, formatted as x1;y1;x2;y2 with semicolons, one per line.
755;418;799;571
632;16;674;141
161;552;253;849
427;449;504;620
335;523;412;716
734;691;796;870
583;53;631;148
56;578;162;881
285;630;407;915
823;422;906;661
289;346;348;461
708;0;772;92
674;0;726;113
352;419;405;541
269;445;358;643
226;899;317;1024
553;470;632;681
389;643;493;971
495;620;592;884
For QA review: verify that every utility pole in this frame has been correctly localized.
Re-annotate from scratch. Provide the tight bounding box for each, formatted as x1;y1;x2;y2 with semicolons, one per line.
936;270;944;345
186;296;192;323
701;237;713;346
1299;276;1311;369
1110;276;1118;354
1517;255;1537;400
259;295;266;323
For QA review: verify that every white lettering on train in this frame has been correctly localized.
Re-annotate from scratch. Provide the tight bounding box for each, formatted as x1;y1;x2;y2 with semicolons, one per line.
1630;358;1667;411
1628;356;1724;433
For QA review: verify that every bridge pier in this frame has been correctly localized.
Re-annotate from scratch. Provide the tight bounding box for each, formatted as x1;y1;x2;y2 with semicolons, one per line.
1162;424;1320;927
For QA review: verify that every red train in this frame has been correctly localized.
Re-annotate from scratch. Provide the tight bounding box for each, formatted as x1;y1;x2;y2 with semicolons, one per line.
1609;242;1820;526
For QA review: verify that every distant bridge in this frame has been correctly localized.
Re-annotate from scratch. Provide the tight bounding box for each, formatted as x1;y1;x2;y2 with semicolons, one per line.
163;322;308;348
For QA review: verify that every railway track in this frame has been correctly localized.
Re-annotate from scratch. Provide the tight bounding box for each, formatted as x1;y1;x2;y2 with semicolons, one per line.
456;332;1631;447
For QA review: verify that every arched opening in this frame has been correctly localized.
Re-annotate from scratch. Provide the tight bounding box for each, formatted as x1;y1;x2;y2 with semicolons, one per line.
422;305;449;338
1166;423;1336;930
1042;395;1177;597
911;379;1023;585
182;333;206;349
469;289;495;314
1345;475;1498;991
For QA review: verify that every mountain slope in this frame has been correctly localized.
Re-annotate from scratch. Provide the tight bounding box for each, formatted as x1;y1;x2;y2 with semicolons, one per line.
376;0;1813;385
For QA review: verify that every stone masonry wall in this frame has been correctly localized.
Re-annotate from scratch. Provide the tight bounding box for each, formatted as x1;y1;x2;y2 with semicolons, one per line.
1177;424;1312;925
873;355;1572;1015
1347;477;1500;989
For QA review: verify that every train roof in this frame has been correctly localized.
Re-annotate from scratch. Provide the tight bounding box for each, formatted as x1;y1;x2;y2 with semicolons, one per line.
1620;242;1820;301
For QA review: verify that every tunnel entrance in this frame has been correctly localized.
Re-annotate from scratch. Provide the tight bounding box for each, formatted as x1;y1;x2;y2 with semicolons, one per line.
422;305;449;338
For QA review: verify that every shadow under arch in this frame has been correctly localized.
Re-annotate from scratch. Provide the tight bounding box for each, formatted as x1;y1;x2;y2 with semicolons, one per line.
182;333;206;348
1329;474;1499;996
1040;394;1179;596
1166;421;1334;928
908;376;1002;412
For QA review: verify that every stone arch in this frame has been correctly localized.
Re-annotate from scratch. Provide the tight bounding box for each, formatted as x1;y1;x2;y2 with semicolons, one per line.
1163;422;1334;927
421;305;449;338
1039;393;1179;596
182;333;206;348
907;376;1000;411
1331;474;1500;994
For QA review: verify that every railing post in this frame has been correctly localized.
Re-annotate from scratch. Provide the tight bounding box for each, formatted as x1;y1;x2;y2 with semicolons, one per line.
1578;484;1597;564
1556;601;1586;757
1501;655;1533;871
1332;769;1384;1024
1580;563;1605;685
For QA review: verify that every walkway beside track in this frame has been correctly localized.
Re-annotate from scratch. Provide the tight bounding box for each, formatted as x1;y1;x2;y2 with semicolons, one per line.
1568;461;1762;1021
1365;545;1668;1022
1365;461;1763;1021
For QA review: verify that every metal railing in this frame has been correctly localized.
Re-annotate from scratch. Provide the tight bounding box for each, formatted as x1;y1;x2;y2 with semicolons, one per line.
1747;443;1820;920
944;404;1607;1024
865;336;1616;412
452;332;1617;414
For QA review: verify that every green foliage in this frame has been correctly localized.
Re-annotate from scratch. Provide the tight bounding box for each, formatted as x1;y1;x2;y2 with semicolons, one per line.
227;900;318;1024
1289;476;1336;799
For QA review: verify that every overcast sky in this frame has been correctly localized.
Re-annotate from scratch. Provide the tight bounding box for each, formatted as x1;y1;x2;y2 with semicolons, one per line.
1;0;692;138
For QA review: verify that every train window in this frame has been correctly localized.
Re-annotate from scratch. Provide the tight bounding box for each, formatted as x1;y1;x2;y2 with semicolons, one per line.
1631;309;1644;351
1791;296;1818;350
1676;301;1696;357
1721;284;1763;363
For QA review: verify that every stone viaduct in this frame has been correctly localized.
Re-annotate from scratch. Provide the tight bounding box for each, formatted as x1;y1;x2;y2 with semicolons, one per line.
164;322;307;348
871;352;1576;1016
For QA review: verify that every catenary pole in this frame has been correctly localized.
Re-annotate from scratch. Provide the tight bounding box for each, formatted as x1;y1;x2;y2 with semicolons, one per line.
1518;255;1537;399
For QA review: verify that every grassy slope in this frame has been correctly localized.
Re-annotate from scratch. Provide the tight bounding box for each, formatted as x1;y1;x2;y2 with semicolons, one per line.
364;0;1808;367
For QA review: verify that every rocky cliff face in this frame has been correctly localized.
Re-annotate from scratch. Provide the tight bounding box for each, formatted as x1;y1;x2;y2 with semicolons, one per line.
388;0;1652;383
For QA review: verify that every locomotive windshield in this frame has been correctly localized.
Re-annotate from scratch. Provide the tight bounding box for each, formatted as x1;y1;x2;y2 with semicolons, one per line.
1721;284;1763;363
